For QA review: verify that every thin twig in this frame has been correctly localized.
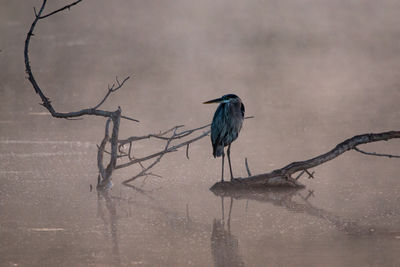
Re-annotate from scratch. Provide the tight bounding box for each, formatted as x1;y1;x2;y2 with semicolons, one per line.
121;115;139;122
116;130;209;169
245;158;252;177
93;76;130;110
122;127;179;184
38;0;83;19
98;146;127;158
354;146;400;158
186;144;190;159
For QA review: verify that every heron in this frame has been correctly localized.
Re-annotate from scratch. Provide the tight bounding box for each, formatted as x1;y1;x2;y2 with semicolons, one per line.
203;94;245;182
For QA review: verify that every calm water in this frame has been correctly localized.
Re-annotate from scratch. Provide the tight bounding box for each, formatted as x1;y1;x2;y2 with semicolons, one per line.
1;1;400;266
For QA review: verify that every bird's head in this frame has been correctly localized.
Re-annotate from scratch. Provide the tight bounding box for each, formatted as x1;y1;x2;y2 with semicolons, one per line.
203;94;241;105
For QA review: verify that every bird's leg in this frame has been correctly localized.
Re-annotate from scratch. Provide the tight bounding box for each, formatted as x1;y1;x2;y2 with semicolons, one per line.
227;144;234;181
221;152;225;182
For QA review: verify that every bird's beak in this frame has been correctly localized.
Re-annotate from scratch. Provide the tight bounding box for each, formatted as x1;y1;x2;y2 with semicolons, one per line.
203;97;227;104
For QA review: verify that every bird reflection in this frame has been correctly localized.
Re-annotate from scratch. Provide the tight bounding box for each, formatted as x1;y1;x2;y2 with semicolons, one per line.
211;197;244;267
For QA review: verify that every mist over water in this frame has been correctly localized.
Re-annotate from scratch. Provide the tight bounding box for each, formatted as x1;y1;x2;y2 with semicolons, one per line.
1;0;400;266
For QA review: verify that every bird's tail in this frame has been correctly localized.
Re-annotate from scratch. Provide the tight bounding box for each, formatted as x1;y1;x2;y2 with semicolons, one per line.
213;145;224;158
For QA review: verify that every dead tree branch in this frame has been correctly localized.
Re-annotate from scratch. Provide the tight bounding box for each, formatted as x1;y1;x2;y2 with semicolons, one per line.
38;0;83;19
97;118;112;180
116;116;254;173
24;0;139;189
24;0;137;121
211;131;400;190
96;109;122;190
122;127;180;184
93;76;131;110
116;129;209;170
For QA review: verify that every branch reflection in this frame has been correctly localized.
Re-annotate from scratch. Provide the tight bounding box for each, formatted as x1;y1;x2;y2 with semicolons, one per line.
97;188;121;266
210;187;379;236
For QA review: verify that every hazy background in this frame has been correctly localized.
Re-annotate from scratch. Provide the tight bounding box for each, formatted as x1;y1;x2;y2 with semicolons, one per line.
1;0;400;266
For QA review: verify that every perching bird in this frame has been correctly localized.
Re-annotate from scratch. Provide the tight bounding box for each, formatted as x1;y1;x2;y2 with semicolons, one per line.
203;94;245;182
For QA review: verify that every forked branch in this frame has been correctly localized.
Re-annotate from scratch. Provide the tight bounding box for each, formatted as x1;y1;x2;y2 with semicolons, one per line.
24;0;137;188
38;0;83;19
24;0;137;122
116;116;254;173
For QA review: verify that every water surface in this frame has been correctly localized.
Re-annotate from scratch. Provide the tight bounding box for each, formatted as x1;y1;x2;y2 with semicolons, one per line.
1;1;400;266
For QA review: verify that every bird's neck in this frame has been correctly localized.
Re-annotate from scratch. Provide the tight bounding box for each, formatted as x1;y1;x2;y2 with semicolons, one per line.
226;101;242;116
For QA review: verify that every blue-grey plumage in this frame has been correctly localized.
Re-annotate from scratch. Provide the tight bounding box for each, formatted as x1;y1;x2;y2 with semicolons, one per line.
203;94;245;181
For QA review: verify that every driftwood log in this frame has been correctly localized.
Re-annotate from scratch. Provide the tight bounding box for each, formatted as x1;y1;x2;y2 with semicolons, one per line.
211;131;400;190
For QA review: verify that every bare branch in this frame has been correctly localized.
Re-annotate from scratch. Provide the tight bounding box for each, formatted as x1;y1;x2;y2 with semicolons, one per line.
98;145;127;158
24;0;138;123
116;130;209;169
25;1;47;95
116;116;254;172
121;115;139;122
106;109;121;174
354;146;400;158
93;76;130;110
38;0;83;19
122;127;179;184
118;126;182;145
119;116;253;146
97;109;122;189
97;118;112;180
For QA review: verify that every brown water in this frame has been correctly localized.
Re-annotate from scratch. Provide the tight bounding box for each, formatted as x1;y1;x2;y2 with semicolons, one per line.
1;1;400;266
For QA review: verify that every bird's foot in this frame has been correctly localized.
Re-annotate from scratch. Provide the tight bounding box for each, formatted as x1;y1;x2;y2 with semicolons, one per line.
284;174;292;181
230;177;243;183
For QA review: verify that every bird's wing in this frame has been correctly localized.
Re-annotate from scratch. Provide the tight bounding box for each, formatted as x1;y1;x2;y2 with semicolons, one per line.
211;104;227;156
211;104;225;145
